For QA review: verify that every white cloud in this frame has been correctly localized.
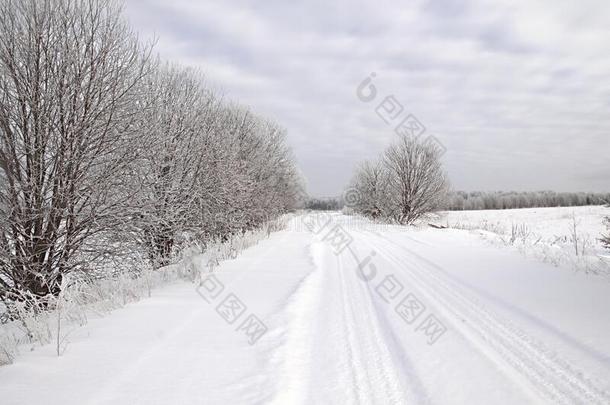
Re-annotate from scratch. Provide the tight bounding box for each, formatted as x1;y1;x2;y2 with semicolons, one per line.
125;0;610;195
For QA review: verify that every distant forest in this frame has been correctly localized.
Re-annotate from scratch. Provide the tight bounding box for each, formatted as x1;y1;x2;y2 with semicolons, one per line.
444;191;610;211
307;191;610;211
305;198;343;211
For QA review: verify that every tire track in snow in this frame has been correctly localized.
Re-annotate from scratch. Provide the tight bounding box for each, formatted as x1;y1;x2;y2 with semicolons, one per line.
336;246;420;404
334;250;374;405
360;228;610;405
267;241;366;404
268;239;412;404
266;242;326;405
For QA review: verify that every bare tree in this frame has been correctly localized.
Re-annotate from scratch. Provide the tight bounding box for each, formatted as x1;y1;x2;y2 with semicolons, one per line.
0;0;150;298
348;160;386;219
0;0;303;303
127;74;303;265
349;136;449;224
129;64;216;266
199;105;302;240
381;136;449;224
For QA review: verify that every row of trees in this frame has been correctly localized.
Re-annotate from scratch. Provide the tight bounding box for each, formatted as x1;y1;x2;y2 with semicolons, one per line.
601;211;610;249
445;191;610;211
348;136;449;224
304;198;341;211
0;0;302;300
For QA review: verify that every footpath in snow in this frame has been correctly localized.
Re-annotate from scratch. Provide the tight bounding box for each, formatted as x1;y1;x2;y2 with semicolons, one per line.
1;213;609;404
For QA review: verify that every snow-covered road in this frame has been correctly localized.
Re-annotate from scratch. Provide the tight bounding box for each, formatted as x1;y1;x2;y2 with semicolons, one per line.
2;213;610;404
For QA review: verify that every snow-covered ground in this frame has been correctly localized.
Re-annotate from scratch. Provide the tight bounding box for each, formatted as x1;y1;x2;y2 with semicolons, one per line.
1;212;609;404
435;205;610;275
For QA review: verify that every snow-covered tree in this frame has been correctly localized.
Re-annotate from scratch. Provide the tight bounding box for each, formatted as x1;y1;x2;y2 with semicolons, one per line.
349;136;449;224
348;161;386;219
0;0;150;298
204;105;302;239
126;76;303;265
127;64;216;265
382;136;449;224
0;0;303;299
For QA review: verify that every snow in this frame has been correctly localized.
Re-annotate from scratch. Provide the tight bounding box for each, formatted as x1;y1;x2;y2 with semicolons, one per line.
441;205;607;248
435;205;610;274
1;211;609;404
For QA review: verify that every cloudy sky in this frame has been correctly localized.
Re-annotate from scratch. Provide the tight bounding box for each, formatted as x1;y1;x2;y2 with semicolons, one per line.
125;0;610;197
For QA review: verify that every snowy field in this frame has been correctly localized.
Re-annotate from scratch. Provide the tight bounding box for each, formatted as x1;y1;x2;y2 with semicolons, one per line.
1;212;610;404
434;205;610;276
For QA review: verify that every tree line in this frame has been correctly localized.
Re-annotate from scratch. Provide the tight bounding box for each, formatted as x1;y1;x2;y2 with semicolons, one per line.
601;208;610;249
0;0;303;301
304;198;342;211
444;191;610;211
